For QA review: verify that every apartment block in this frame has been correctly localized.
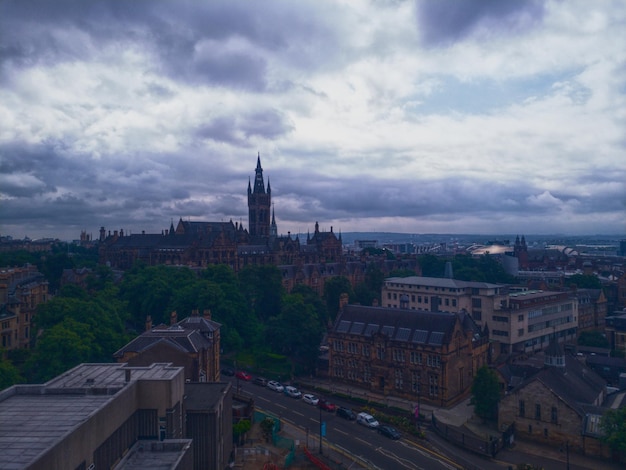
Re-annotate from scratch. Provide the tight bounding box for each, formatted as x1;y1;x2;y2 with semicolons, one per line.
382;277;578;356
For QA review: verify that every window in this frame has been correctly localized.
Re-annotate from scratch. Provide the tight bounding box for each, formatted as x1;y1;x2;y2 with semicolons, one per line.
445;298;449;306
429;375;439;397
410;351;422;364
535;404;541;421
377;345;385;360
518;314;524;322
362;345;370;357
395;369;403;389
411;372;420;393
519;400;525;417
393;349;405;362
348;342;358;354
472;297;482;308
418;296;422;303
551;407;557;424
518;328;524;337
473;311;482;321
452;299;457;307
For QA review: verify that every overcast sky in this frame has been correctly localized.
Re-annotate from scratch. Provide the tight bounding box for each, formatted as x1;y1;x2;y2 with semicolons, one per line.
1;0;624;241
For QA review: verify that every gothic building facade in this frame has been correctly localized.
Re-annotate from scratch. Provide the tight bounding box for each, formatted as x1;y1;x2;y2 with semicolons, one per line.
97;155;354;290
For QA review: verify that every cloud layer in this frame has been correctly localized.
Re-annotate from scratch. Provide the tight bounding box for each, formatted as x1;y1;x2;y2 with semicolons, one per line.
1;0;624;240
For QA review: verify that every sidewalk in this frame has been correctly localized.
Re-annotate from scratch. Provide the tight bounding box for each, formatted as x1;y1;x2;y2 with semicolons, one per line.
297;377;623;470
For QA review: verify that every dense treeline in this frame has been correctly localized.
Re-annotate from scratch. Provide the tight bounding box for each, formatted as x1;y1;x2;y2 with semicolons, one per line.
0;251;518;387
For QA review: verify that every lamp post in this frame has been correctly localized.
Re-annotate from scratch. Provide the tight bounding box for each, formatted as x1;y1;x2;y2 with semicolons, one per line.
319;402;323;455
413;380;421;431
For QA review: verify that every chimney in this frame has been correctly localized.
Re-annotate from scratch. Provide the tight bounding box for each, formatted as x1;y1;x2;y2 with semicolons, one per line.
339;293;349;311
145;315;153;331
170;311;178;325
203;309;212;321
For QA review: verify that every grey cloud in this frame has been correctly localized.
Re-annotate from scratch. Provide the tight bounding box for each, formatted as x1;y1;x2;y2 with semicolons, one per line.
196;110;293;144
416;0;545;47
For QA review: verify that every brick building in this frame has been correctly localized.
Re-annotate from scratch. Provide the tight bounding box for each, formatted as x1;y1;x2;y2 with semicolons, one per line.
114;309;221;383
327;303;489;407
0;265;49;352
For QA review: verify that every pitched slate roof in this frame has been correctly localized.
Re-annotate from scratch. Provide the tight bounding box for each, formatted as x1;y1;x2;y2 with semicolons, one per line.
113;325;212;358
331;305;465;346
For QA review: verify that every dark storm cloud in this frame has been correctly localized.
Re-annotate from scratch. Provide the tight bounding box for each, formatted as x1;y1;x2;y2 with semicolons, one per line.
0;0;341;89
416;0;545;46
196;109;293;145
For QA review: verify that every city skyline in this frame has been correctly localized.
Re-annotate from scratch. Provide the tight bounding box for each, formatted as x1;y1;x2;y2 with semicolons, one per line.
1;0;625;241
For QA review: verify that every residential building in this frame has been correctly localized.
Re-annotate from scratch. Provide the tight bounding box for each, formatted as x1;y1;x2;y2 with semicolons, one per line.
114;309;221;383
327;303;489;407
575;288;607;333
497;339;624;461
605;313;626;355
382;276;578;356
0;265;49;352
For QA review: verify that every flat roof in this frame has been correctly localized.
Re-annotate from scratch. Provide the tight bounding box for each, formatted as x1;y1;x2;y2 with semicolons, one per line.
0;363;183;470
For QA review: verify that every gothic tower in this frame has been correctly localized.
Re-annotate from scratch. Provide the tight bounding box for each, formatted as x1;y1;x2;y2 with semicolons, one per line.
248;153;271;238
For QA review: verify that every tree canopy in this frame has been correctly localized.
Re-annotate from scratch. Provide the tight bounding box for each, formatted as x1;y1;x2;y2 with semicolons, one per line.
600;406;626;453
471;366;501;421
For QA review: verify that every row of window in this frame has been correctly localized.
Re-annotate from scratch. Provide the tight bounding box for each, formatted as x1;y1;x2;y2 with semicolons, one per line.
333;341;441;367
332;367;440;397
519;400;558;423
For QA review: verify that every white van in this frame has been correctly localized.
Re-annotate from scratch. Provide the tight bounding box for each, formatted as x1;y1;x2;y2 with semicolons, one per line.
356;412;379;428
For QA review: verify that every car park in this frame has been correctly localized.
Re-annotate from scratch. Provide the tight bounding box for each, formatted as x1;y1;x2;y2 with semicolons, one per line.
284;386;302;398
235;371;251;381
302;394;319;406
377;425;401;440
252;377;268;387
318;399;337;412
356;412;379;428
336;406;356;420
267;381;284;392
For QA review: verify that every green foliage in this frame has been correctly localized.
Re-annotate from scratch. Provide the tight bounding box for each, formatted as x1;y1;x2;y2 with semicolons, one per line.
260;417;275;442
418;254;445;277
577;331;609;348
600;406;626;453
323;276;354;321
238;265;284;322
354;263;385;306
388;268;417;278
266;294;324;374
233;419;251;444
471;366;501;422
0;353;23;390
568;274;601;289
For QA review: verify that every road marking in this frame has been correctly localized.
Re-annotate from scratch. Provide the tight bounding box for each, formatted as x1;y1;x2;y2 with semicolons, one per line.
291;410;304;417
334;428;349;436
354;436;370;446
400;440;461;470
377;447;425;470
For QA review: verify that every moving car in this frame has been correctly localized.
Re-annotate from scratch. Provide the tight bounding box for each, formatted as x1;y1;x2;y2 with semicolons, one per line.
235;371;251;381
302;394;319;406
318;399;337;412
356;412;379;428
284;386;302;398
252;377;268;387
377;424;401;440
336;406;356;420
267;381;284;392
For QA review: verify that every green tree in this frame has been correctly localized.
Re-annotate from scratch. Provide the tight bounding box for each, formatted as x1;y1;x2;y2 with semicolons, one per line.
0;354;23;390
471;366;501;422
238;265;283;322
568;274;601;289
323;276;354;321
600;406;626;453
266;294;323;374
25;318;95;382
577;331;609;348
419;254;445;277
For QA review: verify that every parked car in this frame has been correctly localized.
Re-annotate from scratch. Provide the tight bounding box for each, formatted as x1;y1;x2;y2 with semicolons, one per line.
318;399;337;412
377;425;401;440
252;377;268;387
302;394;319;406
356;412;379;428
235;371;251;381
221;368;235;376
267;381;284;392
284;386;302;398
336;406;356;420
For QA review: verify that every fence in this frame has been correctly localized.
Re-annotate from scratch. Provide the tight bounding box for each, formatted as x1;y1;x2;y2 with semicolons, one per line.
431;413;503;458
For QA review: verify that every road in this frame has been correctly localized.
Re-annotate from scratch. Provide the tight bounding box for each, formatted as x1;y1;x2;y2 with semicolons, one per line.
233;377;463;470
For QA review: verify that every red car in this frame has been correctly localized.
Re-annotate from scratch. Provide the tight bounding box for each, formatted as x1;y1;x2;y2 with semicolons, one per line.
318;399;337;412
235;371;251;381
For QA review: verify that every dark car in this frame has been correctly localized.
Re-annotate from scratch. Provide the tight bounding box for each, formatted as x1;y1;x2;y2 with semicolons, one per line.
252;377;268;387
377;425;401;440
221;368;235;376
336;407;356;420
318;399;337;412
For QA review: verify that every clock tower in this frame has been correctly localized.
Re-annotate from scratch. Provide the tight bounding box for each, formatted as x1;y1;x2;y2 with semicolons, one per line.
247;154;271;238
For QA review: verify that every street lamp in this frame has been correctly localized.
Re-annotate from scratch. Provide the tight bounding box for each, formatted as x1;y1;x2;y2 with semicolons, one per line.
319;402;323;455
413;380;421;431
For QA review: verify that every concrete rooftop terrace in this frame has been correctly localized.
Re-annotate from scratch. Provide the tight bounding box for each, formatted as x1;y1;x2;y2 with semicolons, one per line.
0;363;183;470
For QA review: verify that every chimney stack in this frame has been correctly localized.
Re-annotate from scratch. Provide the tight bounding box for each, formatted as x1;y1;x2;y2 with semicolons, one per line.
145;315;153;331
339;293;349;311
203;309;212;321
170;311;178;325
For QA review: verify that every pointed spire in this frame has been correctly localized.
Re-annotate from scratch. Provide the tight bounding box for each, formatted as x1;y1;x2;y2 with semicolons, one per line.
267;177;271;194
248;177;252;195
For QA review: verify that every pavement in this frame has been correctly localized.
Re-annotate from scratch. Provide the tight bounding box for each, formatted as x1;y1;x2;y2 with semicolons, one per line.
295;376;624;470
